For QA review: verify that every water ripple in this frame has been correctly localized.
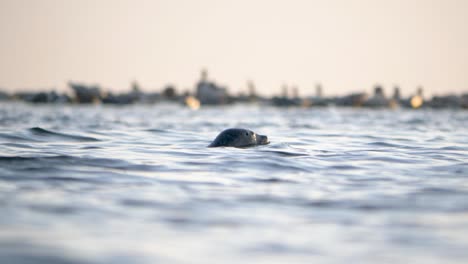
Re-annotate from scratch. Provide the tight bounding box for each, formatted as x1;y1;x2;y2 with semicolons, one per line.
1;103;468;264
28;127;100;142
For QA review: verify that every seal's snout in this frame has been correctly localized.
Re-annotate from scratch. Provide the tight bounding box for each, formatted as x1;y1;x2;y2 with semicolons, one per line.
257;134;269;145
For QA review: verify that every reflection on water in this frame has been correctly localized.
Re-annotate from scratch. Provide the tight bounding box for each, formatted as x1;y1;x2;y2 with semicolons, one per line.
1;103;468;264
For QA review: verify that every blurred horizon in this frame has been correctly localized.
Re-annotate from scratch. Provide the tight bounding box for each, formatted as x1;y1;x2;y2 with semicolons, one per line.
0;0;467;97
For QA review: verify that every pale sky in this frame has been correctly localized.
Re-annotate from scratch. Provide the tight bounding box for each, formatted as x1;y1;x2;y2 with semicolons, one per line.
0;0;467;97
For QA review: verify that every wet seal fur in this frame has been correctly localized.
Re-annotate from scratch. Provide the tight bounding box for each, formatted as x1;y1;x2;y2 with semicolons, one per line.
208;128;269;148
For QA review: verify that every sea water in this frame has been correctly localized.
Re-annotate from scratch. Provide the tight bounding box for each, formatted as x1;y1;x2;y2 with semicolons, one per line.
1;102;467;264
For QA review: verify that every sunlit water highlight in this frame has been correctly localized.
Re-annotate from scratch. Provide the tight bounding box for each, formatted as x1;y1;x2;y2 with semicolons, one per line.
1;103;468;264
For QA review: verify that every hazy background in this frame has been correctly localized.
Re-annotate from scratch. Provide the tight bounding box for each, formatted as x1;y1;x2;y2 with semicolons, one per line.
0;0;467;97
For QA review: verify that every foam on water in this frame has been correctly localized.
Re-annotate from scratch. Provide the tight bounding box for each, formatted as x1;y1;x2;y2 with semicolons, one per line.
0;102;468;264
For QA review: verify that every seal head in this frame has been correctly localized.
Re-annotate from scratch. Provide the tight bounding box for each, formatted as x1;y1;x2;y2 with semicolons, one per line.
208;128;269;148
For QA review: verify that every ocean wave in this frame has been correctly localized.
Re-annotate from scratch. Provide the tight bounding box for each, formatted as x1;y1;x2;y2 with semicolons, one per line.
0;133;39;142
28;127;99;142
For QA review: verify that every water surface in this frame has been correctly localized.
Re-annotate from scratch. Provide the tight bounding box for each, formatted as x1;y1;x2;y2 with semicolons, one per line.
1;103;468;263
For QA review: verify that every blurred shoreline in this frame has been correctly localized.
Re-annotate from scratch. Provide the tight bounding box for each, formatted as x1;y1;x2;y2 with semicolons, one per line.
1;71;467;110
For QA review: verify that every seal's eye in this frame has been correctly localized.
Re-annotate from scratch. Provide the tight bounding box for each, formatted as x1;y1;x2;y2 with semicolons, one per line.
245;132;248;136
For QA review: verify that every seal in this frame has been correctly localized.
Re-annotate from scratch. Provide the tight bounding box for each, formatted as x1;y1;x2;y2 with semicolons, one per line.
208;128;269;148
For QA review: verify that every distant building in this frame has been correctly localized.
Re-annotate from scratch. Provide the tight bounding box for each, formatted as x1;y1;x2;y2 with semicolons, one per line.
291;86;299;99
247;80;257;100
131;80;141;93
392;86;401;101
195;70;229;105
429;95;459;109
461;94;468;109
272;83;302;107
281;84;288;98
162;85;177;100
0;90;9;101
315;83;323;98
338;92;368;107
416;86;424;97
13;90;70;104
69;82;102;104
303;83;327;107
364;85;389;107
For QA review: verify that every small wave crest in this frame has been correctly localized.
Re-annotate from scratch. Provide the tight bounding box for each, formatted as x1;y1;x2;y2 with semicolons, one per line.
0;132;38;142
0;154;163;173
28;127;99;142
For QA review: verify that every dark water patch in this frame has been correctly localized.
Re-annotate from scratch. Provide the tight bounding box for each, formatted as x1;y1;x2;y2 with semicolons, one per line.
320;199;399;213
238;195;413;212
428;163;468;175
314;133;343;138
357;148;405;153
0;155;85;170
161;215;242;228
179;161;238;173
79;158;160;171
13;165;63;173
314;152;344;158
360;134;385;140
425;153;462;162
438;146;466;151
28;127;99;142
120;198;167;208
427;136;445;142
409;149;467;158
2;142;35;148
362;134;414;143
367;141;409;148
145;128;170;133
0;169;107;185
0;251;90;264
246;159;313;173
243;242;320;255
198;121;222;127
414;187;468;196
181;161;217;166
0;132;39;142
353;203;397;211
80;146;101;149
0;155;167;173
349;176;393;182
236;196;399;212
239;195;303;205
305;200;340;208
0;241;95;264
0;155;72;163
391;137;414;142
259;150;309;157
403;117;427;124
155;179;226;187
43;176;99;183
251;177;298;184
327;164;361;170
306;199;403;212
367;156;419;164
289;123;320;129
28;204;81;215
162;216;193;226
